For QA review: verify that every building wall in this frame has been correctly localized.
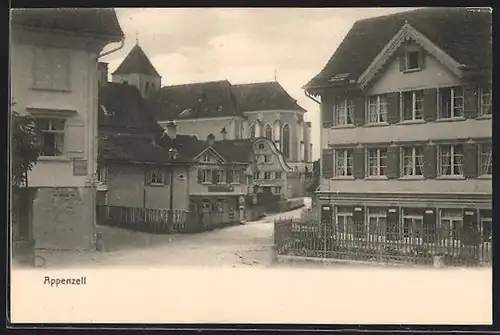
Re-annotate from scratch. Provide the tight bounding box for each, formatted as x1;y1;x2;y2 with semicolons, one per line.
32;187;96;250
106;163;189;210
112;73;161;99
188;165;249;196
253;139;288;198
159;116;245;141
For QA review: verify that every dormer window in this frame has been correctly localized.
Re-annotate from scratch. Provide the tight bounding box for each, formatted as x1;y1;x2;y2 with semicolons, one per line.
399;44;424;73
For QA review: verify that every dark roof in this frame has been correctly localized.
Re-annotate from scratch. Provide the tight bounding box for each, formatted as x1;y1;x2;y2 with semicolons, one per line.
112;44;161;77
156;134;210;161
232;81;306;112
99;135;181;164
212;140;255;163
11;8;123;41
98;82;163;133
304;7;492;90
149;80;242;121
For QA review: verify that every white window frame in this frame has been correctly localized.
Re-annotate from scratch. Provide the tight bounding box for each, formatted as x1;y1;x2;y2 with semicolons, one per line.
36;118;66;157
479;83;492;116
201;169;212;184
401;146;424;177
216;169;226;184
253;172;260;180
32;46;71;91
264;155;271;164
333;98;354;126
333;148;353;177
480;216;492;242
97;164;108;184
264;172;272;180
438;86;464;119
367;95;388;124
479;143;492;176
402;208;424;244
336;207;353;235
367;147;388;177
367;208;386;239
149;166;165;185
439;209;463;245
438;144;464;177
401;90;424;121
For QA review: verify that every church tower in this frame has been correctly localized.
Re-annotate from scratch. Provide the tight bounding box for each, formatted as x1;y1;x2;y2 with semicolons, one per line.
111;39;161;99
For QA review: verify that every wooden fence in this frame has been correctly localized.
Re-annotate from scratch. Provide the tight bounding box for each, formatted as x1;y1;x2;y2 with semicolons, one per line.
274;219;492;267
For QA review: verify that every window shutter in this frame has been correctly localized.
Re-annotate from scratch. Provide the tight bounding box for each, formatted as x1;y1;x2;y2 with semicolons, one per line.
463;84;479;119
164;168;170;185
322;148;334;179
226;169;232;183
386;146;400;179
386;207;400;241
212;170;218;184
422;145;437;179
463;143;478;178
322;96;333;128
398;55;406;72
418;49;426;70
387;92;400;124
353;147;365;179
352;206;365;238
353;96;365;126
422;89;437;122
65;121;85;158
239;170;244;183
423;208;437;243
145;166;150;185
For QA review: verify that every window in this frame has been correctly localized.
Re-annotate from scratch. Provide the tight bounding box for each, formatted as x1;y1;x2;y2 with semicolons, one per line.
402;208;423;241
282;124;291;158
439;86;464;118
336;206;353;234
401;90;423;121
480;83;492;116
334;98;354;125
264;172;272;180
257;143;265;150
274;187;282;194
480;210;492;242
264;155;271;164
97;164;108;184
367;148;387;177
36;118;65;157
440;209;462;244
275;171;282;180
334;149;353;177
250;124;256;138
253;172;260;180
480;143;492;176
265;124;272;140
33;47;71;90
215;170;225;184
367;95;388;123
149;166;165;185
438;144;464;176
201;169;212;183
405;50;420;70
368;207;386;238
401;146;424;177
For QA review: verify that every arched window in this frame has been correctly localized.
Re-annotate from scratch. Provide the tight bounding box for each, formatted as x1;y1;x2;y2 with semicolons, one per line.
282;123;290;159
265;124;272;140
250;123;256;138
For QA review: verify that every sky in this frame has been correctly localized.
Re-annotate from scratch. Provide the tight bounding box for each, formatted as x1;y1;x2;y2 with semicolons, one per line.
101;7;417;160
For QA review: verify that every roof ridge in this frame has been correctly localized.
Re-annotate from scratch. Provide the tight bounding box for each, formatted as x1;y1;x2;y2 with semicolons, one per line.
161;79;231;89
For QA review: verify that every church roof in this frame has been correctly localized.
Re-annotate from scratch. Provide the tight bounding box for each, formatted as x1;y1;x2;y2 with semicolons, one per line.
112;43;161;77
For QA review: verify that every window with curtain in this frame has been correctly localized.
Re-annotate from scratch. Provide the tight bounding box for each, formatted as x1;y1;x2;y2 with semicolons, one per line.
265;124;272;140
401;146;424;176
282;124;290;158
334;98;354;125
334;149;353;177
439;144;464;176
401;90;424;121
367;95;388;123
367;207;386;238
367;147;388;176
440;209;462;245
36;118;65;157
438;86;464;118
336;206;353;234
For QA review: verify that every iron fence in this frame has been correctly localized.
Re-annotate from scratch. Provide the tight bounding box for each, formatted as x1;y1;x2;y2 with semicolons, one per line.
274;219;492;267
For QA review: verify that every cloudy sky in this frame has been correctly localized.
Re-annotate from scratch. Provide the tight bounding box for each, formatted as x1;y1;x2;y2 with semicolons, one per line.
101;7;417;160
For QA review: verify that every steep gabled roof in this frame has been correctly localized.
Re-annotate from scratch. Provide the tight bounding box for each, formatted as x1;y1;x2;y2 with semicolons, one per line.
98;82;163;134
232;81;307;112
11;8;124;41
149;80;242;121
304;7;492;90
112;43;161;77
212;140;255;163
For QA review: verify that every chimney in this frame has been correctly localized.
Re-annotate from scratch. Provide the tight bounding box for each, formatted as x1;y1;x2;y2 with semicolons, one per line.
165;120;177;140
220;127;227;141
207;133;215;146
98;62;109;87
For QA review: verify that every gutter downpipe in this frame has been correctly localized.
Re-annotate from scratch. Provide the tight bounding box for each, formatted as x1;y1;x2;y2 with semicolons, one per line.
98;37;125;59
